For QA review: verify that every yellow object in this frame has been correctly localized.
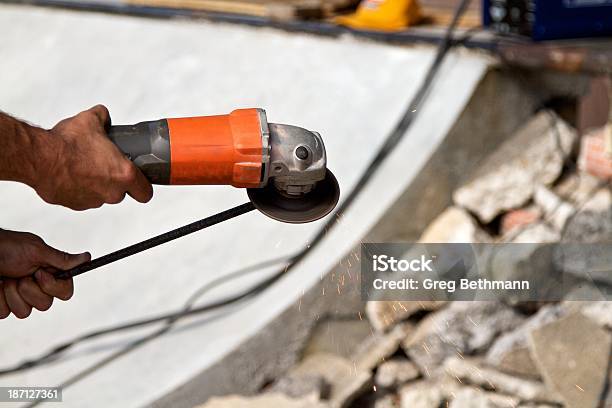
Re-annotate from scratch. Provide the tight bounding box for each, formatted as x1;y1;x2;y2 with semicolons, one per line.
335;0;422;31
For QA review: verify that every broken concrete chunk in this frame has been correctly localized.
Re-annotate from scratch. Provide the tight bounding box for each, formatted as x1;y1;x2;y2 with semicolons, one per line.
494;346;540;380
366;301;446;332
533;185;575;231
509;222;560;243
443;357;562;403
303;319;372;359
373;394;399;408
554;171;601;208
561;283;608;302
399;381;445;408
449;387;519;408
563;188;611;246
580;301;612;329
375;359;420;389
355;323;414;371
557;188;612;287
562;187;611;243
529;312;612;408
291;353;371;408
402;302;524;376
418;206;492;243
268;373;330;400
486;304;566;378
489;233;560;302
197;393;328;408
453;111;576;224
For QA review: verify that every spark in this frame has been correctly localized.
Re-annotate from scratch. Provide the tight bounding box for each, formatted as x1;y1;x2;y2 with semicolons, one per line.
422;342;430;355
411;109;417;113
322;287;325;296
373;385;377;392
575;384;585;392
468;316;478;327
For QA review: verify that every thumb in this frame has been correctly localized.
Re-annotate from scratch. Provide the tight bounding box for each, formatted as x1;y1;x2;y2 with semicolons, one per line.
38;246;91;271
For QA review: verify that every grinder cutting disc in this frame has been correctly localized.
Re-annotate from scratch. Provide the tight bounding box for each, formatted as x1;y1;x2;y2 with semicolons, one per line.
248;170;340;224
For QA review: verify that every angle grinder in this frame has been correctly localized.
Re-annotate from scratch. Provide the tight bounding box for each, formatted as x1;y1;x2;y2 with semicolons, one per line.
108;108;339;223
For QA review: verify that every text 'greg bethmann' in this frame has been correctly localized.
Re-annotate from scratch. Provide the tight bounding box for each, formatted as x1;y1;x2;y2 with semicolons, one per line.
357;244;576;302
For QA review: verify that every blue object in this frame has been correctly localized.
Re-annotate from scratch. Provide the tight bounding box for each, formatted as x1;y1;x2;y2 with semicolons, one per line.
483;0;612;41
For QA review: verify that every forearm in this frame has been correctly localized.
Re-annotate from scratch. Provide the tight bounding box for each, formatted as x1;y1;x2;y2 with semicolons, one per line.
0;112;49;186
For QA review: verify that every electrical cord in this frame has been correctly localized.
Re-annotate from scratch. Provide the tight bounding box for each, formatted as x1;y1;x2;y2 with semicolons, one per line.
0;0;472;379
0;255;293;375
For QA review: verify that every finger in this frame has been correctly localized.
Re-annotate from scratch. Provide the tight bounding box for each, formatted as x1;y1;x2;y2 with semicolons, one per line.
18;277;53;311
36;244;91;271
126;165;154;204
106;191;126;205
0;283;10;319
4;279;32;319
35;270;74;301
87;104;111;129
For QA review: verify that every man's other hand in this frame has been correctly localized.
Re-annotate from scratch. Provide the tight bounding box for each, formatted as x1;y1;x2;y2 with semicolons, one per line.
33;105;153;210
0;229;90;319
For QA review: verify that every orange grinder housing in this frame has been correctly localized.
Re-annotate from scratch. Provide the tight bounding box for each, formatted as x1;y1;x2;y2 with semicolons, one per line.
108;108;268;187
168;109;266;187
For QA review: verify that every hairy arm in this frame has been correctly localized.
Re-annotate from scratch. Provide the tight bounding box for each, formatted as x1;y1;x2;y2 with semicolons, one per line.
0;112;48;186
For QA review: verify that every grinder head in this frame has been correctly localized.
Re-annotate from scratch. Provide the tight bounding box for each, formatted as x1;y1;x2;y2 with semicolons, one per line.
248;123;339;223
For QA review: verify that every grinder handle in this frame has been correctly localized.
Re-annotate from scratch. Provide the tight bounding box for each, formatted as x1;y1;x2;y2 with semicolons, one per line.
107;120;172;184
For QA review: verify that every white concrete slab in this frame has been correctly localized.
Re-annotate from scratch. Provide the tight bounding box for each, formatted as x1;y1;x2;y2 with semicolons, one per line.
0;5;489;407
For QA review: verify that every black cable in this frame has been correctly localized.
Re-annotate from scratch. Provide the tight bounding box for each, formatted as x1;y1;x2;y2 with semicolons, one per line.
0;0;472;378
0;255;293;376
54;202;256;279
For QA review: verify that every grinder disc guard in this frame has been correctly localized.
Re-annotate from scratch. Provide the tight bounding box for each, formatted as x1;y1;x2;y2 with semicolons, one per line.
248;170;340;224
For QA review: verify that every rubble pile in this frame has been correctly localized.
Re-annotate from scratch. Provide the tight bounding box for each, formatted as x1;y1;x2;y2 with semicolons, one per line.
198;112;611;407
